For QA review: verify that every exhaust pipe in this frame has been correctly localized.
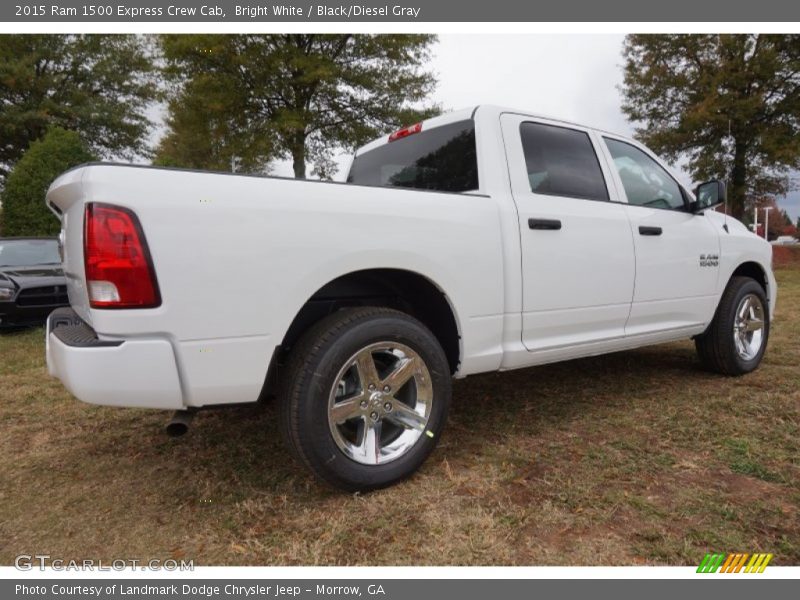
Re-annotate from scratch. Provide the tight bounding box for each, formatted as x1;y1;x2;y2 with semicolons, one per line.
166;410;194;438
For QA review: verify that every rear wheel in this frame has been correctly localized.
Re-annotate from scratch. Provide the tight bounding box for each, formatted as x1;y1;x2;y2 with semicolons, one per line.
695;276;769;376
280;307;451;491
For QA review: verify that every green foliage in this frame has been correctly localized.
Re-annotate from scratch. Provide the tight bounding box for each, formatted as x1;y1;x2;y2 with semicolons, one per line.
156;34;439;178
0;128;95;237
0;34;159;186
152;70;270;173
621;35;800;218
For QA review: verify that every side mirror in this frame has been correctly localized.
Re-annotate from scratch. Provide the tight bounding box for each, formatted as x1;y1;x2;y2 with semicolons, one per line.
692;180;726;213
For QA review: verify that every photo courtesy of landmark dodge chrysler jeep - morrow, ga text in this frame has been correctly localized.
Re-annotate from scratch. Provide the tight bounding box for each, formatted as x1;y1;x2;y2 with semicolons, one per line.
45;106;777;491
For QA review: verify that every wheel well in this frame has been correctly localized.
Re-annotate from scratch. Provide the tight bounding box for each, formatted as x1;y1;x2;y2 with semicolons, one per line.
279;269;461;375
731;261;768;295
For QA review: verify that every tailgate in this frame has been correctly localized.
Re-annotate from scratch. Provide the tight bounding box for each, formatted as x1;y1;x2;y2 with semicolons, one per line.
46;166;92;326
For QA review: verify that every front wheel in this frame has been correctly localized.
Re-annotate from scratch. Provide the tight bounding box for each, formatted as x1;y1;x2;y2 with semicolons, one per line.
695;276;770;376
280;307;451;491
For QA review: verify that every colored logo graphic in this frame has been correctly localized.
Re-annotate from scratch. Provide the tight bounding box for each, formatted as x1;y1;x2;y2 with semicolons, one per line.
697;553;773;573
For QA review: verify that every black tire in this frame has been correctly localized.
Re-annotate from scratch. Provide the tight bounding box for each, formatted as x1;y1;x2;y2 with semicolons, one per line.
695;276;770;376
280;306;451;492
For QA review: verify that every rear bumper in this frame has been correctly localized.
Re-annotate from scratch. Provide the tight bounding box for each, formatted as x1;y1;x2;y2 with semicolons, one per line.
46;308;184;409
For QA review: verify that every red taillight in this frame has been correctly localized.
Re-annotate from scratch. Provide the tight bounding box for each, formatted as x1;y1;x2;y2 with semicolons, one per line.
388;122;422;142
84;203;161;309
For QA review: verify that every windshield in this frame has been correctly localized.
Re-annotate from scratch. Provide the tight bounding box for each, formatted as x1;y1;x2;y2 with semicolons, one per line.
0;239;60;267
347;120;479;193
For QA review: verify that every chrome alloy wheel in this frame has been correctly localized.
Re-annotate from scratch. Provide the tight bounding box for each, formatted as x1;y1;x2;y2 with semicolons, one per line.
327;342;433;465
733;293;766;361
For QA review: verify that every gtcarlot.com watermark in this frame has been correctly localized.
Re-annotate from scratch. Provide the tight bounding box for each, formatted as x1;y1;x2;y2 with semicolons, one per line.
15;554;194;571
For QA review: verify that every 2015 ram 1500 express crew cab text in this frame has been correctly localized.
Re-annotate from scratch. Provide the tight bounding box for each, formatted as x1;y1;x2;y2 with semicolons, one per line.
45;105;777;491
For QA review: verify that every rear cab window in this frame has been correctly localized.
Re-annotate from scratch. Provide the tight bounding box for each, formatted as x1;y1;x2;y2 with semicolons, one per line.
347;120;479;193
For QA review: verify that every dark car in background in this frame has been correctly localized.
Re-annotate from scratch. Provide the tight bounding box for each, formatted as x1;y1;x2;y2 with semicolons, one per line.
0;237;68;328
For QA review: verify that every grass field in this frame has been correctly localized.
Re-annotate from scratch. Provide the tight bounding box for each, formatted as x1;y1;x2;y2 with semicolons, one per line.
1;262;798;566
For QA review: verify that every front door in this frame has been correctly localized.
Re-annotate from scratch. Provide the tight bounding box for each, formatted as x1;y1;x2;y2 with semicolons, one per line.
599;136;721;335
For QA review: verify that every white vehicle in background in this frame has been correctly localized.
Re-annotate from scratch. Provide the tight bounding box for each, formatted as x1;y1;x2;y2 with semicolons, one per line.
772;235;799;245
45;105;776;491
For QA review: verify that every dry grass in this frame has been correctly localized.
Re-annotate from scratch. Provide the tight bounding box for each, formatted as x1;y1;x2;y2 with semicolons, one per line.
1;262;799;566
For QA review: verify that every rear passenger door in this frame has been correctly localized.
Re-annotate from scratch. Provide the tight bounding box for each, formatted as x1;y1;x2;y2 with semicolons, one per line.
500;114;636;352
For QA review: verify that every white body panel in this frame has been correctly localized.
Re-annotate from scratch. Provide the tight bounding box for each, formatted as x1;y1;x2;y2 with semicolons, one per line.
45;105;777;410
622;206;721;335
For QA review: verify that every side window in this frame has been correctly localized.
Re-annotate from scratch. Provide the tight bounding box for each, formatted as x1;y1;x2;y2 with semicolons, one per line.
604;138;685;210
519;122;609;201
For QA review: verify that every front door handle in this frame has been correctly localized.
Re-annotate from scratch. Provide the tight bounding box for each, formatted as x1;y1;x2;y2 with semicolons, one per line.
639;226;663;236
529;218;562;231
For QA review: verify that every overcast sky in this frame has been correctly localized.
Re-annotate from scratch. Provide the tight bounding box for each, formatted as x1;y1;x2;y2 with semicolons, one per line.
166;34;800;221
435;35;632;135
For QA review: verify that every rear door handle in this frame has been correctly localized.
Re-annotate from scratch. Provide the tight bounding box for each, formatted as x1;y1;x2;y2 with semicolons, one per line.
528;218;562;231
638;226;663;236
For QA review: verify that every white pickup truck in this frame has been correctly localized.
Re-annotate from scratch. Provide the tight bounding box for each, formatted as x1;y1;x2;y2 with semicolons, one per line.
45;105;776;491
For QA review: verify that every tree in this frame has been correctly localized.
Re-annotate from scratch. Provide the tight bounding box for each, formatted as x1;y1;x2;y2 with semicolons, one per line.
776;208;793;238
157;34;438;178
0;127;95;237
153;70;273;173
0;34;158;186
620;35;800;218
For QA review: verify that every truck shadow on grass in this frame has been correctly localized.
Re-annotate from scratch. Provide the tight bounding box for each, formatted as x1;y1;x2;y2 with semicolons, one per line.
173;341;798;564
3;330;797;565
155;343;712;490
